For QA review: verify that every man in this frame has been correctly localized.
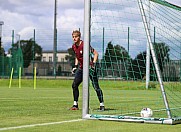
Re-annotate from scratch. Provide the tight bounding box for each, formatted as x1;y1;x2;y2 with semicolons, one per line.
70;30;105;111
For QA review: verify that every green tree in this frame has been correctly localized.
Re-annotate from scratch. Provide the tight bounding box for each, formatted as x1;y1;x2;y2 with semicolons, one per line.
153;42;170;72
0;47;5;56
104;41;130;68
128;51;146;80
65;47;75;68
10;38;42;68
57;65;62;75
128;42;170;80
0;37;5;56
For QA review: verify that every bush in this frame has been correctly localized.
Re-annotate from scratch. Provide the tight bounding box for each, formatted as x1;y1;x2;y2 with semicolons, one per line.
148;82;157;89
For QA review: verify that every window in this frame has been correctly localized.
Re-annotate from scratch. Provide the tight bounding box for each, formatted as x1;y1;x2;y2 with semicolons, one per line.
61;58;64;62
43;57;46;62
49;56;52;62
56;56;58;62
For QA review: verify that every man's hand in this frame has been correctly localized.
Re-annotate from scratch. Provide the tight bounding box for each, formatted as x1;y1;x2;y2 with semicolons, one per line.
90;62;96;69
89;62;96;76
71;65;78;74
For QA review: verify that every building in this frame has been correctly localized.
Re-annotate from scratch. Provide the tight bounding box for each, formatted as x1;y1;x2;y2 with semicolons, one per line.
25;50;72;76
42;50;68;62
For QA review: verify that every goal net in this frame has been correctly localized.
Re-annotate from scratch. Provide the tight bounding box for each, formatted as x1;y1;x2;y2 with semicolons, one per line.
83;0;181;124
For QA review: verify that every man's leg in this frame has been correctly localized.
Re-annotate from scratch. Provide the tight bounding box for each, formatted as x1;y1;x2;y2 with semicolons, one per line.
89;67;104;110
90;76;104;103
71;69;83;110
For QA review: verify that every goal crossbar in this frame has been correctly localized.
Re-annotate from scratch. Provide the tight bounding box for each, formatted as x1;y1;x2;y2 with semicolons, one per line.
150;0;181;11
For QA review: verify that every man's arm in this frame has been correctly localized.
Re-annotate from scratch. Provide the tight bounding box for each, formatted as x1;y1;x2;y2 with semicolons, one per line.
72;57;79;74
75;57;79;66
93;49;98;63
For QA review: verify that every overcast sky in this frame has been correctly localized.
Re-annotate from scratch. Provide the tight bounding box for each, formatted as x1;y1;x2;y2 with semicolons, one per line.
0;0;180;54
0;0;84;52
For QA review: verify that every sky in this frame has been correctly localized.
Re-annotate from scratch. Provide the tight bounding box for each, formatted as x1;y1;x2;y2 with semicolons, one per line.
0;0;180;56
0;0;84;52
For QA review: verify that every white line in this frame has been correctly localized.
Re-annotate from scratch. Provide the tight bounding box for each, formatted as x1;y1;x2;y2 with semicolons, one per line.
0;119;83;131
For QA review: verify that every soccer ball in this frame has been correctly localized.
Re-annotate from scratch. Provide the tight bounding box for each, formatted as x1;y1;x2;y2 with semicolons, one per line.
140;108;153;118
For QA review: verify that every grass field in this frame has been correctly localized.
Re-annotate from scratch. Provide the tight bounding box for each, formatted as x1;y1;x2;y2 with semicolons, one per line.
0;79;181;132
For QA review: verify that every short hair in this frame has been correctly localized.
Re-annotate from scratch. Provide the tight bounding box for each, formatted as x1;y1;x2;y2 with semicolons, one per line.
72;30;81;37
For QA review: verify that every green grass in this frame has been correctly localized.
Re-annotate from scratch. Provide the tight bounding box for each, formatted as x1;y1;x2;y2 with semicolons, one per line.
0;79;181;132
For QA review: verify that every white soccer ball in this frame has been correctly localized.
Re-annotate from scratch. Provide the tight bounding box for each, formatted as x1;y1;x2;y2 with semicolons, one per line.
140;108;153;118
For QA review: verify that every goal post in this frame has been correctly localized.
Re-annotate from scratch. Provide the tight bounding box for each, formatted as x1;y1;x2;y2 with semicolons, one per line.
83;0;181;124
82;0;91;118
138;0;171;118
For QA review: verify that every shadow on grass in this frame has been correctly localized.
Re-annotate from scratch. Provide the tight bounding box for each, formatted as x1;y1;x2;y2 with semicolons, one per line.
93;108;117;112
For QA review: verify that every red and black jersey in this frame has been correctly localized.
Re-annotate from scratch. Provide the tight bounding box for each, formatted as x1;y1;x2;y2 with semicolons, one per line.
72;40;94;69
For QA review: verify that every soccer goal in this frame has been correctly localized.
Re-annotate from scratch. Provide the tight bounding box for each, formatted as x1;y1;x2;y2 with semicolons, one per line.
82;0;181;125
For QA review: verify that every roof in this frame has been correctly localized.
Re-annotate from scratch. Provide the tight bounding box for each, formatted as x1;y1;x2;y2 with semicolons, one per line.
42;50;68;53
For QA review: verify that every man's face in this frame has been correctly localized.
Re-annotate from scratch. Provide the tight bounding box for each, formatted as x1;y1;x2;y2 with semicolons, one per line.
72;33;80;43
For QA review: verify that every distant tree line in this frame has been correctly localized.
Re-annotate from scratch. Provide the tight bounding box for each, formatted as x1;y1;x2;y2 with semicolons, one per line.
65;41;170;80
10;38;42;68
1;37;170;79
0;38;42;68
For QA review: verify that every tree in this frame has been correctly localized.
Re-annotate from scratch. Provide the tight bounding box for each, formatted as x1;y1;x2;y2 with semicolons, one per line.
128;51;146;80
0;37;5;56
57;65;62;75
65;47;75;68
104;42;114;68
10;38;42;68
104;41;130;68
0;47;5;56
153;42;170;72
128;42;170;80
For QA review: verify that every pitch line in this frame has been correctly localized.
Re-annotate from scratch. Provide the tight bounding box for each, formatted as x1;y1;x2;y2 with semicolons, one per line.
0;119;83;131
